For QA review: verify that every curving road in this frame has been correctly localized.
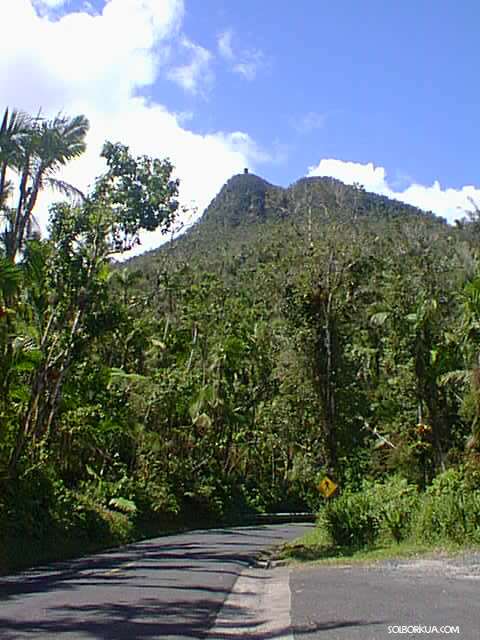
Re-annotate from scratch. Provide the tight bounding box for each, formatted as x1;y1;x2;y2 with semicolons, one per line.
0;524;311;639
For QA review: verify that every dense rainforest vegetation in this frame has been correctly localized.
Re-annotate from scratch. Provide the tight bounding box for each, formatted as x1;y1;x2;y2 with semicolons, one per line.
2;107;480;570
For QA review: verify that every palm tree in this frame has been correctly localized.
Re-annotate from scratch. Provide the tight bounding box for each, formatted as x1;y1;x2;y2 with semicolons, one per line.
3;110;89;261
0;108;30;198
0;108;30;234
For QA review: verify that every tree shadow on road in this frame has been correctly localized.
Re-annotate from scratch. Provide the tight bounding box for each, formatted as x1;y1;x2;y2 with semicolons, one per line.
0;526;311;638
0;534;273;601
0;597;226;639
0;591;287;640
0;596;387;640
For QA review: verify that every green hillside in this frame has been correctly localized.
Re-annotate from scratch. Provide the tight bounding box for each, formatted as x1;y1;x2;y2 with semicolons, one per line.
132;171;446;272
127;170;469;498
2;128;480;571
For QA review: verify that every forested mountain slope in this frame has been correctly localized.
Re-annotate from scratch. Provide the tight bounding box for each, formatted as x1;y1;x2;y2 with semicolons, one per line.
132;171;446;271
126;170;472;498
3;123;480;571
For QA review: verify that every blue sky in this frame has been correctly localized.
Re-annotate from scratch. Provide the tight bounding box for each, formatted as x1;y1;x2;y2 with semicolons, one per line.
181;0;480;189
4;0;480;251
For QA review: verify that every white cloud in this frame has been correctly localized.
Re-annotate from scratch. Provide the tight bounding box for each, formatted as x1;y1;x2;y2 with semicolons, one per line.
233;53;263;81
307;158;480;223
167;37;213;95
293;112;327;134
217;28;265;81
218;30;234;61
2;0;184;113
2;0;269;255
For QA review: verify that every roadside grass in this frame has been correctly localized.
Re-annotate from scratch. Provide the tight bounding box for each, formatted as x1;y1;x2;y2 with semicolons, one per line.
278;470;480;566
278;525;466;565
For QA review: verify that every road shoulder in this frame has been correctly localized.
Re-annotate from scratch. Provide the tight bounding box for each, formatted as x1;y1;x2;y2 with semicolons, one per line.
206;565;294;639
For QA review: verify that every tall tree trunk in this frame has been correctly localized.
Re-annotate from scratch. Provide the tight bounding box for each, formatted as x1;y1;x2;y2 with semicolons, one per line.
7;156;31;261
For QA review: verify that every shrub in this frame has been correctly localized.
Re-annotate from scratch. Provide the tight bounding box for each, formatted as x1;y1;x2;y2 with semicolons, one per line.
414;468;480;544
320;476;419;548
321;489;381;548
377;476;419;542
316;469;480;551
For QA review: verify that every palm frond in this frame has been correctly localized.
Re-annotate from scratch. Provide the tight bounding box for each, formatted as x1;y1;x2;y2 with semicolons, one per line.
0;256;22;298
12;334;39;354
45;177;86;204
370;311;389;327
46;113;89;165
0;107;30;143
31;113;89;174
21;238;48;287
438;370;469;387
0;108;32;168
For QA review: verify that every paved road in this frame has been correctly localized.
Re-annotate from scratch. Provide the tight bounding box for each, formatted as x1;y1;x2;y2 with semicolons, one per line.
0;524;311;639
290;555;480;640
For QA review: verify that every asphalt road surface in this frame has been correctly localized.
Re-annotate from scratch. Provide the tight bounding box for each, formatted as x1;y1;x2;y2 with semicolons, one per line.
0;523;311;639
3;527;478;640
290;555;480;640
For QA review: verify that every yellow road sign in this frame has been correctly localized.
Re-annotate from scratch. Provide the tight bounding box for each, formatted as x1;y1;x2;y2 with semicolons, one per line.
318;475;337;498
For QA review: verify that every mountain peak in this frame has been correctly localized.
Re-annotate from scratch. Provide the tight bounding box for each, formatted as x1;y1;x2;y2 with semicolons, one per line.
201;172;282;227
224;171;275;191
199;170;441;231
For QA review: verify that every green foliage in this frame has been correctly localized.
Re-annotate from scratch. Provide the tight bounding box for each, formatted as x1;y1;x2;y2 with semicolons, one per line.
321;488;381;548
319;470;480;552
93;141;179;251
3;108;480;569
0;258;22;300
321;476;419;548
1;108;89;262
415;468;480;543
378;476;419;542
